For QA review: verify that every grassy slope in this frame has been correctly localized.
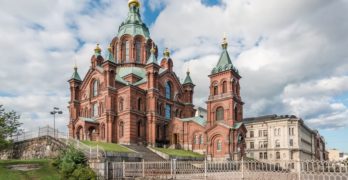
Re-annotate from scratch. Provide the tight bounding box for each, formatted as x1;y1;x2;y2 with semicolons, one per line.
82;140;132;153
0;159;59;180
154;148;204;158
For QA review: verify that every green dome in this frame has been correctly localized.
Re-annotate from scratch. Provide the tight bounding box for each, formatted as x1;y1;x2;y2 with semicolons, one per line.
117;4;150;38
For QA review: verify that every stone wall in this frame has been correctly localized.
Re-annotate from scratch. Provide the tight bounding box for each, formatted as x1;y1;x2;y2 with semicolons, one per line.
0;136;67;160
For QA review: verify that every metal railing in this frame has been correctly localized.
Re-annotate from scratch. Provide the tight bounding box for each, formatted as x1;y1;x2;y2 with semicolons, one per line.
91;159;348;180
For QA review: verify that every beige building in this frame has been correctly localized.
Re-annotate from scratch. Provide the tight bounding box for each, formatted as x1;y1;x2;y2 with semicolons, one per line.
244;115;326;163
328;149;347;161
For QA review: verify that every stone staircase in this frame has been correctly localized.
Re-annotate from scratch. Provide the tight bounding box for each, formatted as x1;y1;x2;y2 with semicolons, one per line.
124;145;165;161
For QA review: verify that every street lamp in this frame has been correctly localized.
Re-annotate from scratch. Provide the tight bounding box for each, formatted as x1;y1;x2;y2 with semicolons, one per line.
50;107;63;138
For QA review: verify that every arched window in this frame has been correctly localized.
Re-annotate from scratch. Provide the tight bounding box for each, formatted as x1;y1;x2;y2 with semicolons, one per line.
93;80;99;97
165;82;172;99
216;107;224;121
194;135;198;144
217;140;222;151
135;41;141;63
175;109;179;117
119;122;124;137
213;85;218;95
137;121;141;137
137;98;142;111
222;81;227;93
122;41;130;62
119;98;124;112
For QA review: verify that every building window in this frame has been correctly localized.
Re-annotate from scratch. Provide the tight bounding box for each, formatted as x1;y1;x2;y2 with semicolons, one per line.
137;121;141;137
135;41;141;63
289;139;293;147
165;104;171;120
93;80;99;97
250;152;254;158
213;85;218;95
278;128;281;136
137;98;142;111
119;98;124;112
119;122;124;137
250;142;254;149
275;140;280;148
216;107;224;121
259;152;263;159
289;127;294;136
217;140;222;151
276;152;280;159
194;135;198;144
163;125;167;140
250;131;254;138
263;130;268;137
200;135;203;144
222;81;227;93
93;103;98;117
258;130;262;137
165;82;172;99
290;152;294;160
234;106;238;121
264;152;268;160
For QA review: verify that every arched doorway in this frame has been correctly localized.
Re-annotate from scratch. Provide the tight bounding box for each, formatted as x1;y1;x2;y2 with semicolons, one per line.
88;127;96;141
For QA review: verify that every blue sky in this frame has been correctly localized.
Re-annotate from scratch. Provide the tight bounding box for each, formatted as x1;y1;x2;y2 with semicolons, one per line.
0;0;347;152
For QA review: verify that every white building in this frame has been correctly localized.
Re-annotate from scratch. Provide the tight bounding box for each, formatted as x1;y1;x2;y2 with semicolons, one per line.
244;115;324;163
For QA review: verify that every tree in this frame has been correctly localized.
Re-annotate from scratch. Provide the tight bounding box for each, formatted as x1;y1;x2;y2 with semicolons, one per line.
0;105;22;149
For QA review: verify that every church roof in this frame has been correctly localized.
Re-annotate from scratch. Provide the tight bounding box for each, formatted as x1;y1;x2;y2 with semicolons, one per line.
70;67;82;81
117;2;150;38
183;71;194;85
80;117;98;124
211;37;239;75
146;45;158;65
118;66;146;79
179;116;207;127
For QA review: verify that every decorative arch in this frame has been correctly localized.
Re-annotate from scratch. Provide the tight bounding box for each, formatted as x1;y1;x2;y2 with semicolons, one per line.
212;81;219;95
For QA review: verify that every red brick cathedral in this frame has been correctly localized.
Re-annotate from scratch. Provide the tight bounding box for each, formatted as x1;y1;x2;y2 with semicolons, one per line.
68;0;246;160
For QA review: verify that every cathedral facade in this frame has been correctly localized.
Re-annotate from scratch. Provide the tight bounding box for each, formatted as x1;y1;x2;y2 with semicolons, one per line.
68;0;246;160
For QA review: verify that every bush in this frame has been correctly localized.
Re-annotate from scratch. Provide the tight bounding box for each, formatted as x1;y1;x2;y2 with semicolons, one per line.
53;146;96;180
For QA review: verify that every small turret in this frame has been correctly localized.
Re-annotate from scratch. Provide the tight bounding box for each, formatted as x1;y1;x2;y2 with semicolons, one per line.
160;48;173;71
91;44;104;68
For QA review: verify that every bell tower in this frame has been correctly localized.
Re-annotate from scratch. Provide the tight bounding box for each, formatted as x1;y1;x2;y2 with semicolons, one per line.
206;36;244;128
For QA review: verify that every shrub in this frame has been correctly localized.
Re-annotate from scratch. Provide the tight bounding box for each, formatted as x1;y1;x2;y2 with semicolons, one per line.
53;146;96;180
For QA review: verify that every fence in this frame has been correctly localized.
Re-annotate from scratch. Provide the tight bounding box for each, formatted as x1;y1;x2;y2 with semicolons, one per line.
92;159;348;180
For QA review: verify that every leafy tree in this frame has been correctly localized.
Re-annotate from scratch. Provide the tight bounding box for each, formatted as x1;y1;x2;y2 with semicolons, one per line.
0;105;22;149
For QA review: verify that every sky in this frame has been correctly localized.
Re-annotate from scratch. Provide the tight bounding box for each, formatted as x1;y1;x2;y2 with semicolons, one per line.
0;0;347;152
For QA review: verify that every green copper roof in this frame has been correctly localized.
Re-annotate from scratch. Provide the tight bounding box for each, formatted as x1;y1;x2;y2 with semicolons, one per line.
232;122;243;130
179;116;207;127
183;71;194;85
211;45;239;75
80;117;98;124
117;66;146;79
117;4;150;38
70;67;82;81
106;49;115;63
146;50;158;65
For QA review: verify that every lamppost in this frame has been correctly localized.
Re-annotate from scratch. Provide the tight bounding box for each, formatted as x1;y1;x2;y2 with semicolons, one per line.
50;107;62;138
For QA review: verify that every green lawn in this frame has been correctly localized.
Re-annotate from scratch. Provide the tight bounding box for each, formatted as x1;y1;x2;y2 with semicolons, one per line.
82;140;132;153
154;147;204;158
0;159;59;180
